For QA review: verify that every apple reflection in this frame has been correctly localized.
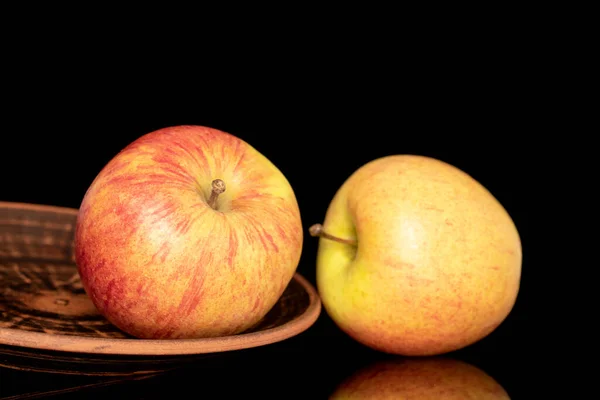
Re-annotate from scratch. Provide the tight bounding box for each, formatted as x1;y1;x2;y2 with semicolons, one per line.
329;357;510;399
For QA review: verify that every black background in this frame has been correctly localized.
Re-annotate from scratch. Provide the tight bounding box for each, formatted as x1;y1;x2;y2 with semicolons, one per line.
0;34;552;398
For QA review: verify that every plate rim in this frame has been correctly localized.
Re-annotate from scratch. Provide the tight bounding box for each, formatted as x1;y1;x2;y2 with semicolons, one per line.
0;201;322;356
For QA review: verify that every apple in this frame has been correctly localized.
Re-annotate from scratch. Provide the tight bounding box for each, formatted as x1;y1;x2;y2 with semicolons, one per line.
74;125;303;339
330;357;510;399
310;155;522;356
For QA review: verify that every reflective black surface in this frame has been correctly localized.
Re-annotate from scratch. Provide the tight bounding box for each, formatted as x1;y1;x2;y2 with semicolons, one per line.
1;60;549;398
1;311;536;398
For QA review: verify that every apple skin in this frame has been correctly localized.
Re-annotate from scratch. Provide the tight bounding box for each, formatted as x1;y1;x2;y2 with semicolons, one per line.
74;125;303;339
330;357;510;399
315;155;522;356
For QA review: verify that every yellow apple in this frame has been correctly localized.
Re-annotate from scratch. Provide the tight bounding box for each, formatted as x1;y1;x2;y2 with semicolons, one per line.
330;357;510;399
75;125;303;339
311;155;521;355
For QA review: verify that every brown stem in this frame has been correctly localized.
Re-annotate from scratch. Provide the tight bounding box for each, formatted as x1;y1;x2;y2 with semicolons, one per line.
309;223;357;246
207;179;226;209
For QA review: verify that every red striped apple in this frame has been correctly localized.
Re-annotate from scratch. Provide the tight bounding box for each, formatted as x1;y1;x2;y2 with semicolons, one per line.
75;125;303;339
310;155;522;356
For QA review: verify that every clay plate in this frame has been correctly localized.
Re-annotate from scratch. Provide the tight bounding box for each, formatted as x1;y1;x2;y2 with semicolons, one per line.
0;202;321;375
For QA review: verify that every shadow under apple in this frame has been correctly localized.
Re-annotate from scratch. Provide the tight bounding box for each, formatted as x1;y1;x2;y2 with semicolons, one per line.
329;356;510;400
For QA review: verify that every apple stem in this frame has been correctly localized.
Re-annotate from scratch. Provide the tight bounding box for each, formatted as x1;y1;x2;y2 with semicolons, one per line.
309;223;357;246
208;179;226;209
